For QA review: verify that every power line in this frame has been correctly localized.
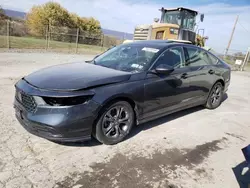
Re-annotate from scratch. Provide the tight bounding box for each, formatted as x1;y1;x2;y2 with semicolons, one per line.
238;21;250;34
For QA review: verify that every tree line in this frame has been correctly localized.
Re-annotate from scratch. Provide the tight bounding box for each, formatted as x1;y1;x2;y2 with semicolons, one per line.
0;6;8;20
0;2;104;44
26;2;102;36
0;3;122;47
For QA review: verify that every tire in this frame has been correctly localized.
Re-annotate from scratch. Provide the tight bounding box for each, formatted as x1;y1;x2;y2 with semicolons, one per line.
205;82;223;109
93;101;135;145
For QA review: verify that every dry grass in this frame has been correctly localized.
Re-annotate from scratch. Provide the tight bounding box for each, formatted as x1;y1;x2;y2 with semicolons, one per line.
0;35;107;54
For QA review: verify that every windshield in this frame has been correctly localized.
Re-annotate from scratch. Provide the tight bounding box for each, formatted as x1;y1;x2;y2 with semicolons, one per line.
182;10;196;30
93;44;161;73
162;11;181;25
162;10;196;30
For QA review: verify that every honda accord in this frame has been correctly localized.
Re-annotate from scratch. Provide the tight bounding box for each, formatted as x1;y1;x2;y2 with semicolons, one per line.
14;41;231;144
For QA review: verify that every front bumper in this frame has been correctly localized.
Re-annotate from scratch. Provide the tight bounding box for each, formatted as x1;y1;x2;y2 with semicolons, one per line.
14;98;99;142
14;80;101;142
224;78;230;93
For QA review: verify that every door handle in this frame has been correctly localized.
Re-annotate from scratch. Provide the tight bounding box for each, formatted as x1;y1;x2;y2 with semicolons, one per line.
181;73;188;79
208;69;215;74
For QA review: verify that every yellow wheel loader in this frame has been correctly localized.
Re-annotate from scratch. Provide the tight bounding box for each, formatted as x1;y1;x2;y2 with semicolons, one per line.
129;7;208;46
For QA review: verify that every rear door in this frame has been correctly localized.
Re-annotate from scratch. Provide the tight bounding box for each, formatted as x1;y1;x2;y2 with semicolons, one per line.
183;46;217;102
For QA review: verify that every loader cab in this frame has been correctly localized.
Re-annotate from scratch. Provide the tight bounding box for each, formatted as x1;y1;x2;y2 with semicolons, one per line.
133;7;206;46
159;7;203;44
160;7;199;31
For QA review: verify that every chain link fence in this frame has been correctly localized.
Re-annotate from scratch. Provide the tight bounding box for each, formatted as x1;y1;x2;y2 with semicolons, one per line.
219;49;250;71
0;20;127;54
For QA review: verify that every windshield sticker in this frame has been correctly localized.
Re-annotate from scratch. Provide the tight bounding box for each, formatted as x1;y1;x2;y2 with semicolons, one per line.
142;47;159;53
131;64;143;69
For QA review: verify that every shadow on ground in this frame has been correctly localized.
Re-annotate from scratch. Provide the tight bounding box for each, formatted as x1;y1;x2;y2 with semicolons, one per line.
58;93;228;147
127;93;228;141
54;138;101;147
233;161;250;188
128;105;204;140
56;137;227;188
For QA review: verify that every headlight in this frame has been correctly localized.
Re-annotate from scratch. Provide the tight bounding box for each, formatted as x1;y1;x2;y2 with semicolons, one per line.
42;96;92;106
170;28;178;35
33;96;47;105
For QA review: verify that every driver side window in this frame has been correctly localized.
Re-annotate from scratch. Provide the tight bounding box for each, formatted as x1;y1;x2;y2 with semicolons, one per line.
153;47;184;69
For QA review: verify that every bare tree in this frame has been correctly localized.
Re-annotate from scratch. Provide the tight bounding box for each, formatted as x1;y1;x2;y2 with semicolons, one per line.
0;6;8;20
0;6;4;14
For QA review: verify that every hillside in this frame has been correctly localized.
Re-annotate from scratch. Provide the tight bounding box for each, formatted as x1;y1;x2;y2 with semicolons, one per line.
3;9;26;19
102;29;133;40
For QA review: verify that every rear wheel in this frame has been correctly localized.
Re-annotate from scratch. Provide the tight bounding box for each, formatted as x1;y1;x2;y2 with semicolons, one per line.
205;82;223;109
93;101;135;145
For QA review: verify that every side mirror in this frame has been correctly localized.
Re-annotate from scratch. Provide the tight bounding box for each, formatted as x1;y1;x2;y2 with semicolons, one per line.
200;14;204;22
155;64;174;74
154;18;159;23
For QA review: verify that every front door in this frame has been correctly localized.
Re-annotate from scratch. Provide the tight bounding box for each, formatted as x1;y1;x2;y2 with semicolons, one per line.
142;46;191;121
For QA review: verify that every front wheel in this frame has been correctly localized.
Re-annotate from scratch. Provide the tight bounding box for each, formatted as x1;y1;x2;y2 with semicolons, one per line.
93;101;135;145
205;82;223;109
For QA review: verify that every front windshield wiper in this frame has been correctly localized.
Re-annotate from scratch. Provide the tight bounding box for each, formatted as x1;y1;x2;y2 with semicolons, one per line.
88;59;96;64
85;59;95;64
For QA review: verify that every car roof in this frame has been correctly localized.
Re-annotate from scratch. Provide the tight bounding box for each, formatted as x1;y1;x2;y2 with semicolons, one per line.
130;40;176;44
121;41;219;58
122;40;196;48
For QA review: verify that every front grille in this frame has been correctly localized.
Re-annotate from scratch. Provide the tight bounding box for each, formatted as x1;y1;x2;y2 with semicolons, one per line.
133;25;150;41
134;28;149;40
16;90;37;112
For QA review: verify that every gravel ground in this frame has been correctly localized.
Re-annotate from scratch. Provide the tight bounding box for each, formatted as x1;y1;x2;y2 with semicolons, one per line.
0;52;250;188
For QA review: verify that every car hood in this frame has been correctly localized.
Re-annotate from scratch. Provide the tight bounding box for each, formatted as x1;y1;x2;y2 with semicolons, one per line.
24;62;131;91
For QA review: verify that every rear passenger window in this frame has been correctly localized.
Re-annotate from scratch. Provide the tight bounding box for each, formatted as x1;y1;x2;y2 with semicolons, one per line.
185;47;212;67
207;53;219;65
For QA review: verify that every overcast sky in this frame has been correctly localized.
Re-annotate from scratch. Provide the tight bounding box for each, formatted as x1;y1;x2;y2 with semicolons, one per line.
1;0;250;53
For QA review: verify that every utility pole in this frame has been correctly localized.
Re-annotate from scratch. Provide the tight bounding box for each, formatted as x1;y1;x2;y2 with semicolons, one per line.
240;47;250;71
224;15;239;57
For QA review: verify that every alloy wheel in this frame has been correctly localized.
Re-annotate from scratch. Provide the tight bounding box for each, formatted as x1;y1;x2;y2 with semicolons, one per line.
210;84;222;105
102;105;132;138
